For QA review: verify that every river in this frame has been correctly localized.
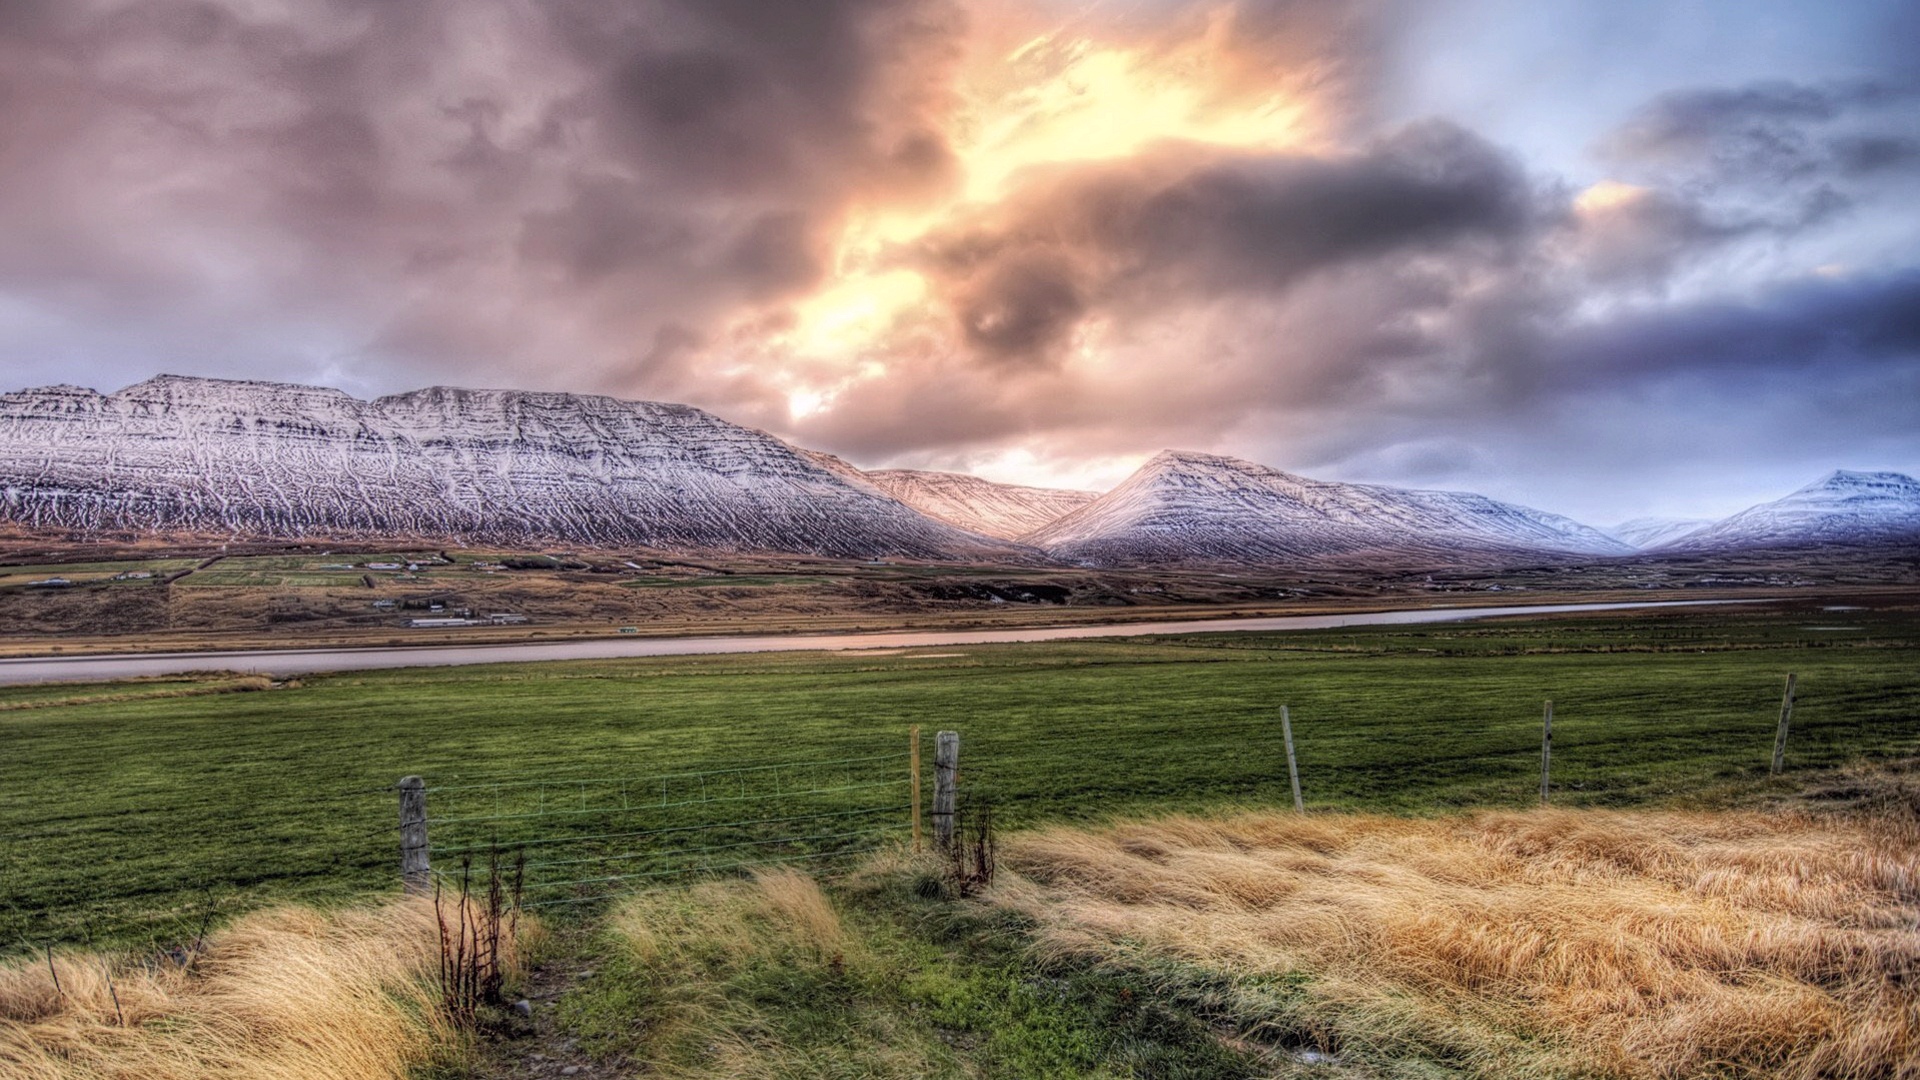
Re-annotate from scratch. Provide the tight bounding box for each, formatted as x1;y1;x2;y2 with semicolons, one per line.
0;598;1769;685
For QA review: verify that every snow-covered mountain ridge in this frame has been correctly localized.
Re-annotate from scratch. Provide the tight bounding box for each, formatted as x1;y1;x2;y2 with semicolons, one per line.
0;375;1023;559
1021;450;1635;565
1656;470;1920;551
3;375;1910;565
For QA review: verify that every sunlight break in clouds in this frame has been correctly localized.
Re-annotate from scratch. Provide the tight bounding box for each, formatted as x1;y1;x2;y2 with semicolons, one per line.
763;10;1327;426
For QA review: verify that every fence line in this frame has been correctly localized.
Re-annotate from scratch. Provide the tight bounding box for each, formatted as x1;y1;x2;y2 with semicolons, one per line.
424;778;905;829
522;849;884;909
407;743;922;910
519;818;905;873
6;667;1828;953
434;803;910;857
422;751;910;794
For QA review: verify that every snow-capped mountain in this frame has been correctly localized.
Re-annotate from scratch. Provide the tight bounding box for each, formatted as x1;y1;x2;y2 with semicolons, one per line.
1021;450;1634;565
0;375;1025;559
860;469;1097;541
1607;517;1714;549
1659;470;1920;551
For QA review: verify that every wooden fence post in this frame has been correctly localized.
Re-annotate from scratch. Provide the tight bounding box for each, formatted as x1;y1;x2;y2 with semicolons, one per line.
1281;705;1304;813
399;775;429;894
1540;701;1553;805
910;725;923;852
1771;673;1797;776
933;731;959;850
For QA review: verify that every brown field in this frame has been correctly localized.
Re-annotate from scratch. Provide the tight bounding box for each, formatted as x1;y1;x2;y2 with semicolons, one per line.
1000;786;1920;1078
2;521;1914;657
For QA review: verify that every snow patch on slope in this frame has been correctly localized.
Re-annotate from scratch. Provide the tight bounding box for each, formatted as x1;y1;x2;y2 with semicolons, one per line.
1606;517;1715;549
861;469;1097;541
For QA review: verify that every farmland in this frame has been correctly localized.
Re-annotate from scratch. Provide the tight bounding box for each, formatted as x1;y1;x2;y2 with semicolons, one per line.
3;595;1916;951
2;594;1918;1079
3;526;1915;659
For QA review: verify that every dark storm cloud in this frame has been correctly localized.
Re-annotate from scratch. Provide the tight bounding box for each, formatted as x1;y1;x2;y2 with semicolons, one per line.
1601;78;1920;216
1552;270;1920;385
912;120;1534;366
954;252;1087;362
1556;184;1756;285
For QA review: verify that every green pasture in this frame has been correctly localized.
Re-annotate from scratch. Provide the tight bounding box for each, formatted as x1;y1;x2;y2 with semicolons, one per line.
0;557;197;587
2;602;1916;952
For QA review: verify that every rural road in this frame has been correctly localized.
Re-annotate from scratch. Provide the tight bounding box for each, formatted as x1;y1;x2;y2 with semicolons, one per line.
0;598;1766;685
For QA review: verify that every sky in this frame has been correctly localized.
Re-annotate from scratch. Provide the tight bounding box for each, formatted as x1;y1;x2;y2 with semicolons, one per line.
1;0;1916;524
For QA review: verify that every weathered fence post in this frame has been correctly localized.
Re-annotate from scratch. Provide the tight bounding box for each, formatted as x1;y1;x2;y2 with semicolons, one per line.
1771;673;1797;776
910;725;923;852
1281;705;1304;813
399;775;429;894
1540;700;1553;805
933;730;959;850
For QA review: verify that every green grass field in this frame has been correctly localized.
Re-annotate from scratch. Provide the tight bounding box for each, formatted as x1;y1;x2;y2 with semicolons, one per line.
170;552;438;587
3;601;1917;953
0;557;198;589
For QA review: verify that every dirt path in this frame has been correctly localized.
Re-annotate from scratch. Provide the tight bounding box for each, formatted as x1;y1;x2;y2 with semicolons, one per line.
471;929;627;1079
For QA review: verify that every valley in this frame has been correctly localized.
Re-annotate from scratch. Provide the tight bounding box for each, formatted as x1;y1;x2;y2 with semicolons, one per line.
3;528;1914;658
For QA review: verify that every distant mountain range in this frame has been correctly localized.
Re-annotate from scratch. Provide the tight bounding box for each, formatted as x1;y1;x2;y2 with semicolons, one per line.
2;376;1915;566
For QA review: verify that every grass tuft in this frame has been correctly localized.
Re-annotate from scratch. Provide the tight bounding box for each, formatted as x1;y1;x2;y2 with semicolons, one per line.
0;899;469;1080
999;793;1920;1078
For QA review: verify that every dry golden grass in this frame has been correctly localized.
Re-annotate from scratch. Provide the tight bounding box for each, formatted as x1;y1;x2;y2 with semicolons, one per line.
0;676;276;712
609;866;852;986
594;867;872;1078
0;899;463;1080
1000;802;1919;1078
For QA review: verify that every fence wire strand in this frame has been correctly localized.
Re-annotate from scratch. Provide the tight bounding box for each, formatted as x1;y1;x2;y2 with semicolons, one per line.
433;802;909;856
425;777;906;829
521;846;888;909
520;824;897;876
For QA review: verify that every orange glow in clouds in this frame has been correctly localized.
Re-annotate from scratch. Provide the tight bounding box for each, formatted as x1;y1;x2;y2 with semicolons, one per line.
773;11;1325;419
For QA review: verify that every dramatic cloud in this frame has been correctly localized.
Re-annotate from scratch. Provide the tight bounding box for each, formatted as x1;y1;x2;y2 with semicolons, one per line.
907;120;1535;364
0;0;1914;520
1603;80;1920;187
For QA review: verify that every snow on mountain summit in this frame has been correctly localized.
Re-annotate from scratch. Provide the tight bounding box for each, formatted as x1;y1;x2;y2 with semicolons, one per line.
1021;450;1633;565
0;375;1023;559
1661;470;1920;551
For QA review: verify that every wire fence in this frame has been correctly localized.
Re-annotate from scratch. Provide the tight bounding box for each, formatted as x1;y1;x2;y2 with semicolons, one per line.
0;787;387;959
2;660;1867;959
0;749;920;958
417;750;917;910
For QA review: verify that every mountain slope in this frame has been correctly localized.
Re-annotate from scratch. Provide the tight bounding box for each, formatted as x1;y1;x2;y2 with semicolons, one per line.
860;469;1098;540
0;375;1024;559
1022;450;1633;565
1661;470;1920;551
1607;517;1715;549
